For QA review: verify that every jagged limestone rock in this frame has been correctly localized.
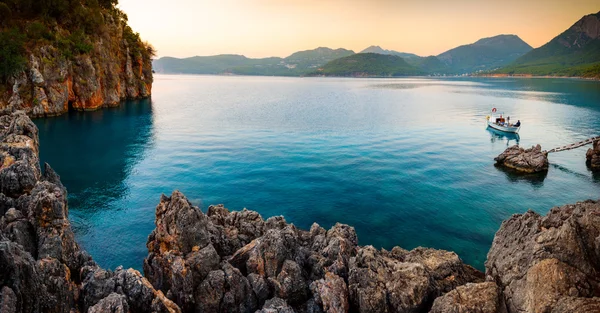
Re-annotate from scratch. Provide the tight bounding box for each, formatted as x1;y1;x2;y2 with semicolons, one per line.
0;111;179;313
144;190;484;313
486;200;600;313
586;140;600;171
495;144;549;173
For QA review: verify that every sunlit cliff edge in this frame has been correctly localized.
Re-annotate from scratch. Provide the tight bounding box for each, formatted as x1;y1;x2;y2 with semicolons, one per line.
0;0;153;117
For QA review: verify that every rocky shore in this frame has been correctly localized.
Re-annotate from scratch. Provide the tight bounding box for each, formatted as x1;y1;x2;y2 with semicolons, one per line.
587;140;600;171
494;145;549;173
1;110;599;312
0;111;177;312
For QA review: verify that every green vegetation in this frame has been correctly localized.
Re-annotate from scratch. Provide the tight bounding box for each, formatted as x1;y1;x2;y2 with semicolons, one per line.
0;2;11;26
359;46;421;63
411;56;449;74
311;53;424;77
0;0;152;81
283;47;355;72
0;27;26;82
55;29;94;59
494;12;600;78
153;47;356;76
437;35;533;74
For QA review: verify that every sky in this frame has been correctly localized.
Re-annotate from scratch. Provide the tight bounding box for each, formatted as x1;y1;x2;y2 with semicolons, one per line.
118;0;600;59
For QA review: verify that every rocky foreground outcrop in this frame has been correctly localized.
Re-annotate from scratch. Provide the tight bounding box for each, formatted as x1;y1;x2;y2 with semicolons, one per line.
486;201;600;313
0;111;178;312
587;140;600;171
1;110;600;312
495;145;549;173
143;191;600;313
143;192;484;313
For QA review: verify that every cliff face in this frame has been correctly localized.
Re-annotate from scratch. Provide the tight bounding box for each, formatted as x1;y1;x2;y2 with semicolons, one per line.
1;111;599;312
0;14;152;117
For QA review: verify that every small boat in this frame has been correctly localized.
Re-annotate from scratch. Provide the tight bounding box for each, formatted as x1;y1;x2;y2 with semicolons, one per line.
486;108;521;134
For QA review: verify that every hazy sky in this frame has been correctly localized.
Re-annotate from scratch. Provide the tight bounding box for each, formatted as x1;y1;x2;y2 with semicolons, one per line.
118;0;599;59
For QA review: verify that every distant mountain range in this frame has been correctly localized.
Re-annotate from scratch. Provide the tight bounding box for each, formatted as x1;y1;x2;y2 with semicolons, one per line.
310;35;531;76
494;11;600;78
153;47;355;76
311;53;424;77
154;35;530;77
154;11;600;78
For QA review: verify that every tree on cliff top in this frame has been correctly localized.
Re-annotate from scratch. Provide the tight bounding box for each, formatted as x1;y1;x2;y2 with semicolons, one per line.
0;28;26;83
0;0;152;80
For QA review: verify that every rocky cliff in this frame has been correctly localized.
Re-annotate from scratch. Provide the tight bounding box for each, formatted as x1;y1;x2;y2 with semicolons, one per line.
1;111;599;312
0;111;176;312
0;4;153;117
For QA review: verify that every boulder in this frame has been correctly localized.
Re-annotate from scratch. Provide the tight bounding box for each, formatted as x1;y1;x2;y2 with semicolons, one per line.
551;297;600;313
0;111;41;197
310;272;349;313
429;282;505;313
486;200;600;313
586;140;600;171
257;297;295;313
0;286;17;313
88;293;129;313
80;266;180;313
495;144;549;173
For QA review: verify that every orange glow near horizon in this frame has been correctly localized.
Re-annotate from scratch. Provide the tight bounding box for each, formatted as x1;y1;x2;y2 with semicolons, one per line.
118;0;599;59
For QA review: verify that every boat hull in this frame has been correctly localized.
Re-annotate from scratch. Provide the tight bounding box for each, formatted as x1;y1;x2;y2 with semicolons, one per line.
487;121;520;133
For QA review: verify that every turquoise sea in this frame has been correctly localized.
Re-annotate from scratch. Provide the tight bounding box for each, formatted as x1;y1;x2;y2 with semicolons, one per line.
34;75;600;271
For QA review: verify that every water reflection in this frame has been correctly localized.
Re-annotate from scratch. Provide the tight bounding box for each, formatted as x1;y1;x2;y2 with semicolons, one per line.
34;99;155;230
30;75;600;271
448;77;600;111
487;128;520;146
551;163;593;181
494;164;547;187
592;170;600;183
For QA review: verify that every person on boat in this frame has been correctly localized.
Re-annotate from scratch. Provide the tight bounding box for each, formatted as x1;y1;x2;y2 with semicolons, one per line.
514;120;521;127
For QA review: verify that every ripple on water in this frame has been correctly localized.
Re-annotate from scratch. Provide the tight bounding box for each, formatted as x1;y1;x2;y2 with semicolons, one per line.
35;76;600;271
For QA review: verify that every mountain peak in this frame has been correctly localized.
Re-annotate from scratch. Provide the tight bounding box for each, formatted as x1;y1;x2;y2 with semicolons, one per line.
570;11;600;40
473;35;532;49
437;34;533;74
495;11;600;78
359;46;421;59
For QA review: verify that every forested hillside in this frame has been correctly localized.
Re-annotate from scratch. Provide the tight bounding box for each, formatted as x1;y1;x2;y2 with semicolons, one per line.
0;0;154;116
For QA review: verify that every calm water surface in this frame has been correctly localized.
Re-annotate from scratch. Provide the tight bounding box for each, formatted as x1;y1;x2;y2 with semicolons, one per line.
35;75;600;271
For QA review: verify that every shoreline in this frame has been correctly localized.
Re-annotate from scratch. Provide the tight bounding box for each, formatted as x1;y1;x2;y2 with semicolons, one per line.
476;73;600;81
153;72;600;81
